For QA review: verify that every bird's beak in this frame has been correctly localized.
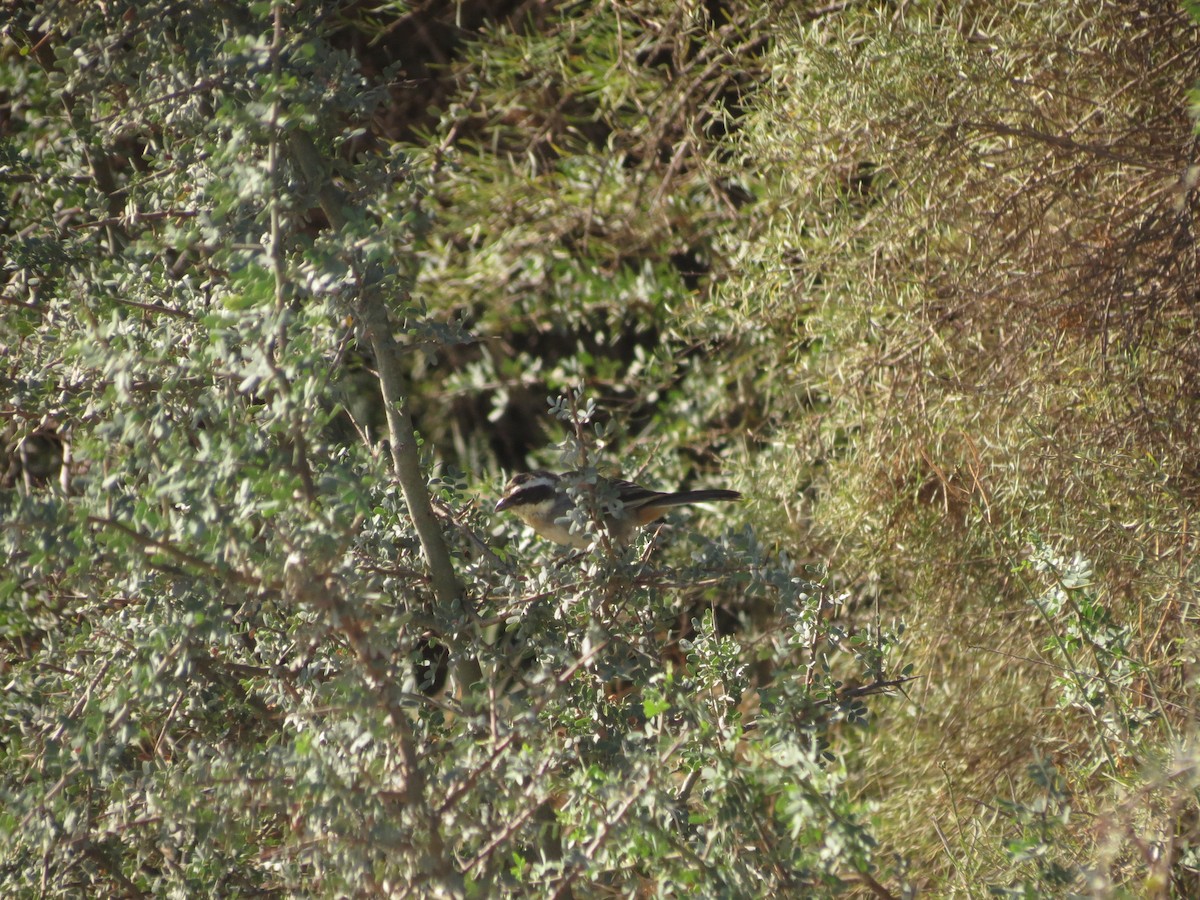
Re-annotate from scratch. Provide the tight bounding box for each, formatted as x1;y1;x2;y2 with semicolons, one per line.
495;494;513;512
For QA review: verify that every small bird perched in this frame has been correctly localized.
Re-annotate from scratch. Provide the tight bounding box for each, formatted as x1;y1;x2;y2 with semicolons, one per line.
495;469;741;549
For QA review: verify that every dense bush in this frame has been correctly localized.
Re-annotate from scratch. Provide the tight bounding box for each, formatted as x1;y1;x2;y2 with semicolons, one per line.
5;0;1200;895
1;2;900;895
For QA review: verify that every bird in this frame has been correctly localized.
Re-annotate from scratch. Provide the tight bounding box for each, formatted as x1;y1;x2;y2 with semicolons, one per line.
495;469;741;549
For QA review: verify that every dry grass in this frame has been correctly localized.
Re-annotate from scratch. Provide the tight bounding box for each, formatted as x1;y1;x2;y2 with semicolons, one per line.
715;0;1200;891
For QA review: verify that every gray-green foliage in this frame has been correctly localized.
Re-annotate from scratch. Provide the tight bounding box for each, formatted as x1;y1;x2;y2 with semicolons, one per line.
1;1;898;895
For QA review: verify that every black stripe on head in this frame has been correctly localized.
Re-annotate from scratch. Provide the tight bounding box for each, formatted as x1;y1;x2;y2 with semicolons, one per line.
511;483;557;505
496;481;558;511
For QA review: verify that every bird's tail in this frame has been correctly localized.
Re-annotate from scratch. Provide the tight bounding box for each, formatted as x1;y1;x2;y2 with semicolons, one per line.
651;489;742;508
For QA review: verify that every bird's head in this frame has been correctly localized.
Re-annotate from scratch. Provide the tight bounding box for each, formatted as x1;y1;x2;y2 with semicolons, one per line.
495;470;561;514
